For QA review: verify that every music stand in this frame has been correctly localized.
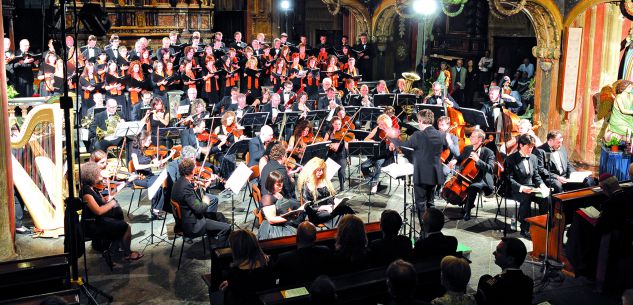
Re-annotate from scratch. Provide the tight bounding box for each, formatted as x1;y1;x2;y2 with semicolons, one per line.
358;107;383;127
204;117;223;132
416;104;445;120
373;93;396;107
350;130;370;140
459;107;489;129
381;161;418;239
306;109;329;122
222;162;253;229
346;94;361;106
344;106;360;117
300;141;332;165
241;112;269;135
395;94;419;106
348;141;383;219
225;138;251;156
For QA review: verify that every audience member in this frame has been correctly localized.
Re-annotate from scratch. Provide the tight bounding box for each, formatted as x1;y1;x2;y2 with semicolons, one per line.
369;210;412;265
310;275;338;305
219;230;276;305
274;221;333;285
414;208;458;260
386;259;428;305
476;237;533;305
431;256;475;305
331;215;373;274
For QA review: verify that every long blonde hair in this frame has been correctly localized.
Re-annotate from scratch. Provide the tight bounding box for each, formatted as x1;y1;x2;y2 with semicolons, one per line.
296;157;336;201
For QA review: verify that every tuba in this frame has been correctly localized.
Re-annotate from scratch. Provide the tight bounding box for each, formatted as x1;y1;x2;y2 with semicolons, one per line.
401;72;421;93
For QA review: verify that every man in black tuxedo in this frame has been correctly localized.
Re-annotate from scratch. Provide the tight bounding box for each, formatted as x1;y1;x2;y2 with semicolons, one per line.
369;210;412;265
104;35;120;61
274;221;333;286
89;99;124;152
317;87;341;110
536;130;579;194
259;142;300;199
280;81;296;108
171;158;231;248
226;93;253;121
448;129;495;220
413;208;458;260
423;81;459;108
13;39;37;97
260;93;283;125
387;109;445;225
180;87;198;108
214;86;239;115
81;35;102;61
4;38;16;88
504;134;548;238
247;125;274;167
316;35;330;52
354;33;374;79
476;237;533;305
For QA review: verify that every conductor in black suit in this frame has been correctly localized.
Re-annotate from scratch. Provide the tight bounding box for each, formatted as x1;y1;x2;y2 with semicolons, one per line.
448;129;495;220
171;158;231;248
476;237;533;305
89;99;124;152
387;109;445;226
535;130;581;194
504;134;548;238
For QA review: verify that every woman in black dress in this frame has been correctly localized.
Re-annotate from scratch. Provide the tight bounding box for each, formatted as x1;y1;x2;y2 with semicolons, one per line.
80;162;143;260
257;171;302;240
296;157;354;226
143;97;170;146
219;230;275;305
464;58;480;108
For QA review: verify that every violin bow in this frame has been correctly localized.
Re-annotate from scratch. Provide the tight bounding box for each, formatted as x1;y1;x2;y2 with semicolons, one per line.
333;107;362;148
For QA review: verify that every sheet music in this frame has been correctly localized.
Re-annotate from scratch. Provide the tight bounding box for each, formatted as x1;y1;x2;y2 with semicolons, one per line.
225;162;253;194
177;105;190;115
381;162;414;178
148;169;168;200
296;70;308;78
326;157;340;181
113;121;145;137
579;206;600;219
568;171;592;183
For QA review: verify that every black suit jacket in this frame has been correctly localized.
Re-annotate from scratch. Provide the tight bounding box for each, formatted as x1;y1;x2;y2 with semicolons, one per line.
536;143;574;180
317;96;341;110
81;47;103;60
104;48;119;62
274;245;333;286
171;176;208;236
504;151;544;193
413;232;458;260
248;136;265;167
259;103;281;125
89;111;121;139
455;145;495;192
476;269;533;305
369;235;413;265
13;50;36;82
391;126;445;186
180;127;199;149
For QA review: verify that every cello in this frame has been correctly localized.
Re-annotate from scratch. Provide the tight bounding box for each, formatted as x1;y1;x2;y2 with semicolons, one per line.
441;156;481;206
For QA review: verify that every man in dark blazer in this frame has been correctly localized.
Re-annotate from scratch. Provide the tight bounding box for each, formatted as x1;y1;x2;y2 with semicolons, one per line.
81;35;102;61
260;93;283;125
13;39;37;97
387;109;445;226
353;33;374;79
247;125;274;167
317;87;341;111
369;210;412;265
535;130;579;194
89;99;124;152
171;158;231;247
259;142;299;199
413;208;458;260
225;93;253;121
504;134;548;238
274;221;333;286
476;237;533;305
104;35;120;61
448;128;495;220
179;119;210;156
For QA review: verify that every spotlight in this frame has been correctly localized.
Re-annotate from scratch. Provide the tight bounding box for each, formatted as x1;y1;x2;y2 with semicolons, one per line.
78;4;112;37
413;0;438;16
280;0;290;11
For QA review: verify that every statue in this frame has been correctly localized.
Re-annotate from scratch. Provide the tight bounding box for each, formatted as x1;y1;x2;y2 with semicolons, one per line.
602;80;633;143
619;28;633;81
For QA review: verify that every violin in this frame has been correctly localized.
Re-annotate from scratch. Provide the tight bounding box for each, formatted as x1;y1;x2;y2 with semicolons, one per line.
301;132;315;145
340;116;356;132
192;164;225;185
143;145;181;159
197;131;220;144
226;123;244;138
331;130;355;142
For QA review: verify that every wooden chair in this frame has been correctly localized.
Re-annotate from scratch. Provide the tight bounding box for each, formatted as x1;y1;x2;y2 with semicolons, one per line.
127;160;146;216
245;152;251;167
250;183;264;230
243;165;260;222
169;199;207;271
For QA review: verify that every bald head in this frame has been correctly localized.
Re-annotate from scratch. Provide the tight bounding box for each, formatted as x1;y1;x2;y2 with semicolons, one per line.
259;125;274;143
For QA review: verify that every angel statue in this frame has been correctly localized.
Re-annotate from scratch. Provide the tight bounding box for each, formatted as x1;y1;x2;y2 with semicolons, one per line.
599;80;633;143
620;28;633;81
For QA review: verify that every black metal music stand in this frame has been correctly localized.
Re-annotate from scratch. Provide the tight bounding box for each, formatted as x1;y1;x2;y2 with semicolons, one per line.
300;141;332;165
241;112;269;136
346;94;361;106
373;93;396;107
395;94;419;107
382;163;419;240
350;130;370;140
204;117;223;132
415;104;445;120
358;107;383;129
306;109;330;122
459;107;489;129
344;106;360;117
348;141;382;221
278;111;302;140
225;138;251;156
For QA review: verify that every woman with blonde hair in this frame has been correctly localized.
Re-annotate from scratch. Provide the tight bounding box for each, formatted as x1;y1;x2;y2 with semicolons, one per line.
297;157;354;225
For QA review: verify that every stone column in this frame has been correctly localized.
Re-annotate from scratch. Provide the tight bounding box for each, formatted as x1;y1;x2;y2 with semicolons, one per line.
0;4;17;261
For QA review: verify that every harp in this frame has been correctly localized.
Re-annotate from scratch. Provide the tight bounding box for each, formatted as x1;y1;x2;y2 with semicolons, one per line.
10;102;67;238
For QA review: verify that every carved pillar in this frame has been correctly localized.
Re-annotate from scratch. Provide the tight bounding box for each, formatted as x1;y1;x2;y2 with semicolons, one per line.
0;2;17;261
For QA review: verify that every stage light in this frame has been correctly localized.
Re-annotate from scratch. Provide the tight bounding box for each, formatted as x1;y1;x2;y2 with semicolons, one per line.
413;0;438;16
280;0;291;11
78;4;112;37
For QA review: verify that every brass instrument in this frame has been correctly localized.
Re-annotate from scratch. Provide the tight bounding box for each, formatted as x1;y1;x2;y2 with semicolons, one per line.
401;72;421;117
96;113;122;141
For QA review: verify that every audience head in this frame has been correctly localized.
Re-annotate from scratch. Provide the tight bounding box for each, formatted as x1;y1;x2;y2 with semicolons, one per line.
336;215;367;258
623;289;633;305
423;207;445;234
494;237;528;269
416;109;434;126
296;221;317;248
229;229;268;269
440;255;471;293
309;275;337;305
386;259;417;300
380;210;403;238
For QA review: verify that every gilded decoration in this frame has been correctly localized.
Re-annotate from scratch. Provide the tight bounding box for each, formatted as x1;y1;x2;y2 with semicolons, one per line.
321;0;370;38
